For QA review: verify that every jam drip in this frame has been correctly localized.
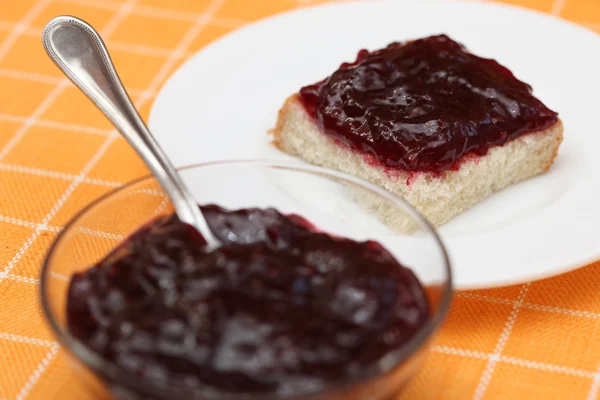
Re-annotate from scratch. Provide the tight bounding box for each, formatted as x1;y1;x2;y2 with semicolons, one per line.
67;205;429;395
299;34;558;174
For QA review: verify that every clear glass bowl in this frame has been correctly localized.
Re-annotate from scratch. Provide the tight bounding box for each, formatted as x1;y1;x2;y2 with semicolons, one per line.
40;160;452;400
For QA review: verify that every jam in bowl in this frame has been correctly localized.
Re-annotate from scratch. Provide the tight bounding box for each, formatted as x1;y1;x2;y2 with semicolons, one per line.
41;161;452;400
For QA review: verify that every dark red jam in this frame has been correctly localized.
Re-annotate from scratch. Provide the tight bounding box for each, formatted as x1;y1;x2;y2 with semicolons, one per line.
67;205;429;396
299;34;559;174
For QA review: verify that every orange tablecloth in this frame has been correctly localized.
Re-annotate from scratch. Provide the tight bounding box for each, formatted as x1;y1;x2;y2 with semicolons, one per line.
0;0;599;399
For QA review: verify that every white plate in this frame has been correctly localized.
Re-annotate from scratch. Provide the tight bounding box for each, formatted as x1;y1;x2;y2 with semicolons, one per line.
148;0;600;289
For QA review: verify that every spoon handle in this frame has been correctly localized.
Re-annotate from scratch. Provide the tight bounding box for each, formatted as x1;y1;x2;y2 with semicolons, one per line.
42;16;218;248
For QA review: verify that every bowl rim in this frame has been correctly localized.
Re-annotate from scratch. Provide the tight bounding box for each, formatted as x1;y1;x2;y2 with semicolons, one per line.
40;159;453;399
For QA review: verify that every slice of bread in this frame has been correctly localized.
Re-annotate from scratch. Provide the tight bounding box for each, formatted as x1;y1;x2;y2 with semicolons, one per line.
272;94;563;232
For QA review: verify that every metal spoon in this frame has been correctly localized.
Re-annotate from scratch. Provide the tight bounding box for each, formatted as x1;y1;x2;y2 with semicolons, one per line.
42;15;220;249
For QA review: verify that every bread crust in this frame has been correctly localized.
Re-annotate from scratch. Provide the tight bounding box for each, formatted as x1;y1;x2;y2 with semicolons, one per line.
542;119;564;171
270;94;302;149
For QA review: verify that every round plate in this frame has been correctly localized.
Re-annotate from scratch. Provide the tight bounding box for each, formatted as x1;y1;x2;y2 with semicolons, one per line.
148;0;600;289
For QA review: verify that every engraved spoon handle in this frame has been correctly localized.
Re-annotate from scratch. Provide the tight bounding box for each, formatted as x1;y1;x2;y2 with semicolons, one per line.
42;15;219;249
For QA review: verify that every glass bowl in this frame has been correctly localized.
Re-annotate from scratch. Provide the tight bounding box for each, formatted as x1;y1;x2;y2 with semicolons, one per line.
40;160;452;400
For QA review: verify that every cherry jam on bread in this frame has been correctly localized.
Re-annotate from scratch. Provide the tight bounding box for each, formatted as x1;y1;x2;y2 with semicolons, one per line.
299;35;558;174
